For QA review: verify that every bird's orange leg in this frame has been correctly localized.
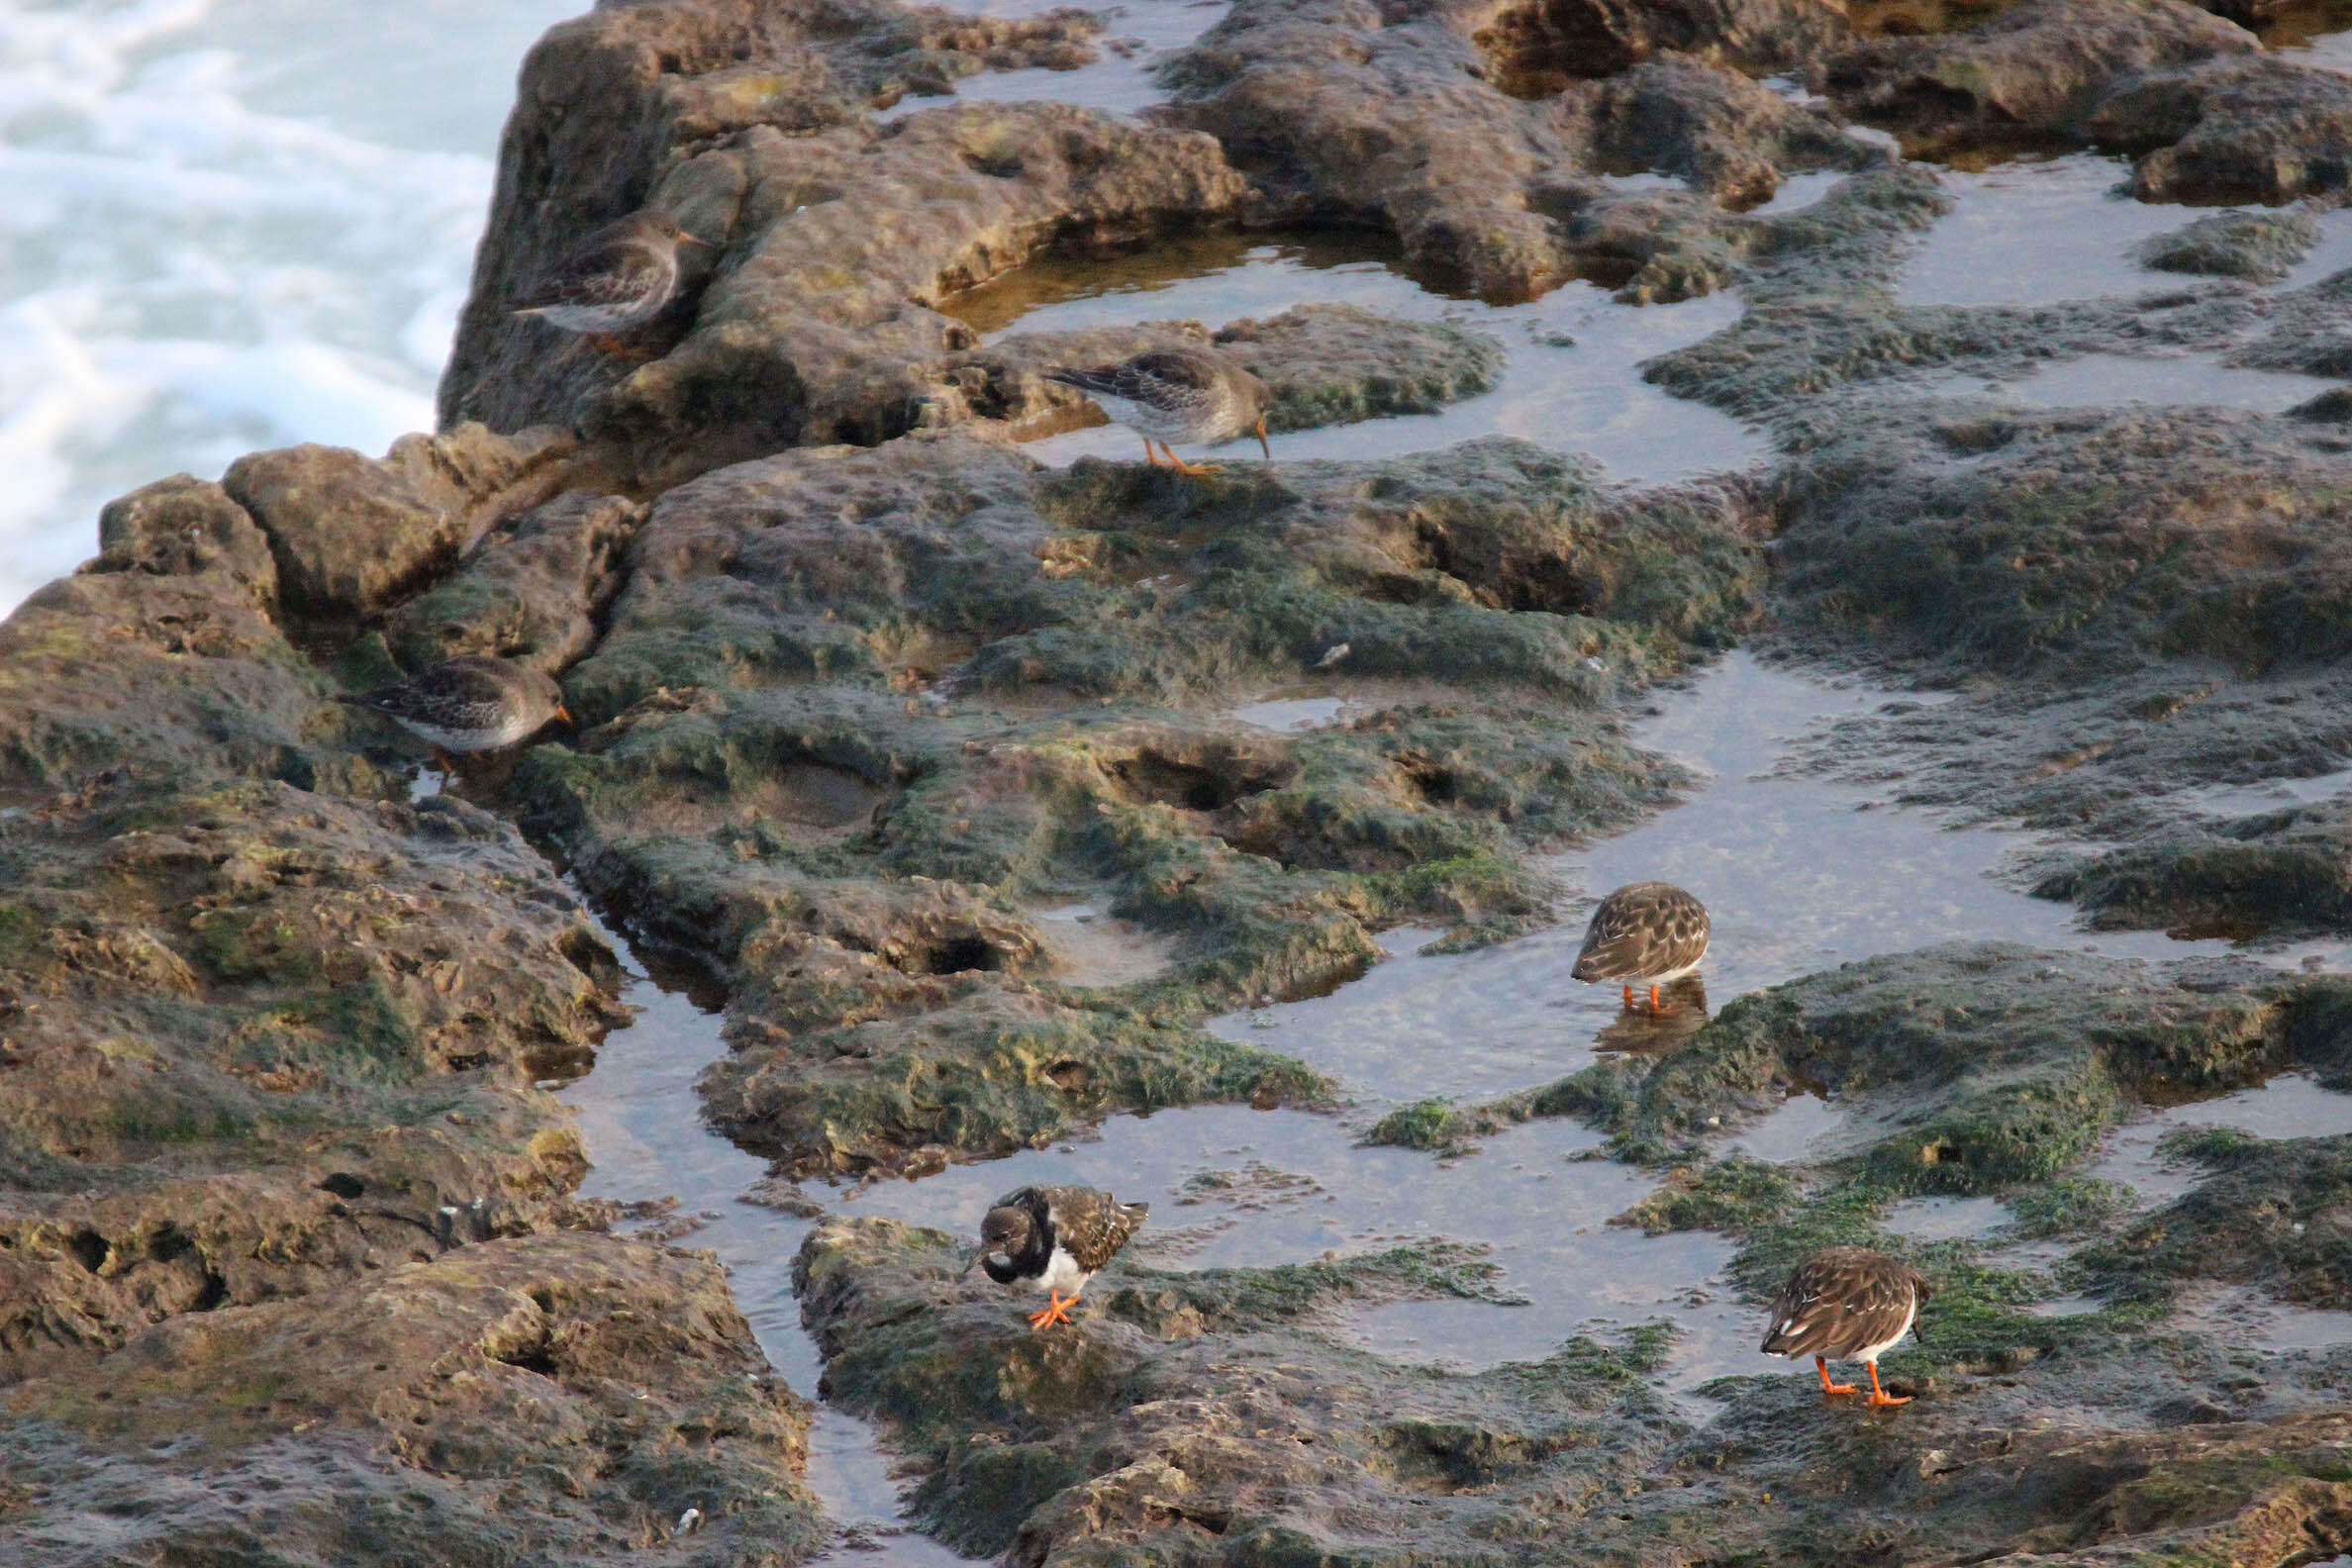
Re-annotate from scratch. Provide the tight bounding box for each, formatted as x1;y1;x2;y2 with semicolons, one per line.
1028;1289;1079;1328
1863;1360;1910;1408
1142;439;1168;466
1166;450;1223;476
1816;1355;1859;1398
433;747;460;780
1620;983;1635;1011
586;332;626;356
1648;982;1671;1016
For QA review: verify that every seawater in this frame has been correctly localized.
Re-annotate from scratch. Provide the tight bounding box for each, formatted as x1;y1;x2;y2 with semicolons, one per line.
0;0;574;612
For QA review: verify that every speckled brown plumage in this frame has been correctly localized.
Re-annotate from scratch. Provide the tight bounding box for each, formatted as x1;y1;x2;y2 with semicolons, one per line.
1762;1245;1931;1407
513;210;703;342
979;1184;1148;1328
1046;347;1271;472
1572;881;1710;1012
335;655;569;757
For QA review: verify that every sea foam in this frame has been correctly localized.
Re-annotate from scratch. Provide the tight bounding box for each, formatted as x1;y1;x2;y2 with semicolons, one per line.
0;0;576;613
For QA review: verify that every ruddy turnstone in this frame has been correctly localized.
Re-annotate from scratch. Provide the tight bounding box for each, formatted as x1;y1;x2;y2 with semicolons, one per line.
975;1184;1148;1328
1045;346;1271;475
1571;881;1710;1015
512;210;706;354
336;655;571;770
1761;1246;1931;1408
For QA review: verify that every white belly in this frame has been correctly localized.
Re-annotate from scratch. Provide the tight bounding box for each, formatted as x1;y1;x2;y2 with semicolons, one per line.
391;713;535;753
528;295;663;335
1029;1246;1091;1296
1847;1299;1917;1365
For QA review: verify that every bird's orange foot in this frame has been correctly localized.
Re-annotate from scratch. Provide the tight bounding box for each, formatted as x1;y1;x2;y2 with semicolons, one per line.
1647;983;1673;1016
585;332;626;356
1864;1390;1911;1407
1168;457;1223;476
1815;1358;1859;1397
1028;1290;1077;1328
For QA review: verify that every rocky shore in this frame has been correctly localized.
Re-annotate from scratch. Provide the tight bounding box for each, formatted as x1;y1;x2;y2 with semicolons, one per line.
7;0;2352;1562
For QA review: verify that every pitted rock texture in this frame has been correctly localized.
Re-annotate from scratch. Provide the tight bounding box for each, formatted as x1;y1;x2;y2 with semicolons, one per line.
223;423;577;627
514;428;1765;1171
2;1233;822;1568
1162;0;1880;300
441;0;1244;486
796;1206;2352;1567
386;490;647;673
0;776;627;1380
1820;0;2256;155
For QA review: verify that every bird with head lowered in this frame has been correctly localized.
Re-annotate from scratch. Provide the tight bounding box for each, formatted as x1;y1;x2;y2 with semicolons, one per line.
973;1184;1148;1329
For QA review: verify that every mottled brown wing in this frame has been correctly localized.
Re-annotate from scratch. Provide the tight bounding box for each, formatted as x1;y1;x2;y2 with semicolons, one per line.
1049;348;1222;405
1761;1247;1924;1359
1571;882;1710;981
1039;1185;1147;1274
516;230;667;312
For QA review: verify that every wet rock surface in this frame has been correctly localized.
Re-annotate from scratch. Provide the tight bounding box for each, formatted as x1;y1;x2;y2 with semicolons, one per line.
4;1233;821;1567
517;428;1762;1172
1163;0;1880;300
19;0;2352;1558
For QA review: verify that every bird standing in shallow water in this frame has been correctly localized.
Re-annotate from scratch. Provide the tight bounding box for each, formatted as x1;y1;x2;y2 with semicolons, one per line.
1045;346;1271;475
1571;881;1710;1014
1761;1246;1931;1409
336;655;571;773
975;1184;1148;1328
512;210;707;355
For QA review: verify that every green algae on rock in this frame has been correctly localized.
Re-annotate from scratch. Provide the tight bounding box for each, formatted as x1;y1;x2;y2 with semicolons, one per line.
794;1214;1671;1561
516;430;1763;1171
2;1233;822;1568
2136;207;2320;282
2079;1127;2352;1309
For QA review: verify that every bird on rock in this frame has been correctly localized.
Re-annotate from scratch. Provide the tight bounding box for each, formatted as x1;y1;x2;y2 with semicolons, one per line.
1761;1246;1931;1409
336;655;571;772
974;1184;1148;1328
1571;881;1710;1015
512;210;707;354
1045;346;1270;475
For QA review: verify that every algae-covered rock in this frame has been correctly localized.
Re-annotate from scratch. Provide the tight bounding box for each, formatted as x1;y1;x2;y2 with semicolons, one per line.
1460;941;2337;1191
794;1214;1671;1562
1821;0;2254;158
2082;1128;2352;1308
223;423;576;626
1;1233;822;1568
2036;798;2352;937
1770;401;2352;678
517;430;1761;1170
922;303;1504;444
385;490;645;673
0;778;626;1377
2136;207;2318;281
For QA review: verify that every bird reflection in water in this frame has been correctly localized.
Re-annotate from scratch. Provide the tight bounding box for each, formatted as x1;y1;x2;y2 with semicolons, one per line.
1592;977;1709;1051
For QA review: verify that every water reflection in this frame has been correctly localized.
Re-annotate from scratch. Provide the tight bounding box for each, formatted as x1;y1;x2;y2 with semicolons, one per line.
947;232;1764;485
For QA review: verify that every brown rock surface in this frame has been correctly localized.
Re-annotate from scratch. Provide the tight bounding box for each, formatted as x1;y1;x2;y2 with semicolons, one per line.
2;1233;822;1567
1821;0;2255;155
1163;0;1877;300
222;422;576;626
386;490;646;673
